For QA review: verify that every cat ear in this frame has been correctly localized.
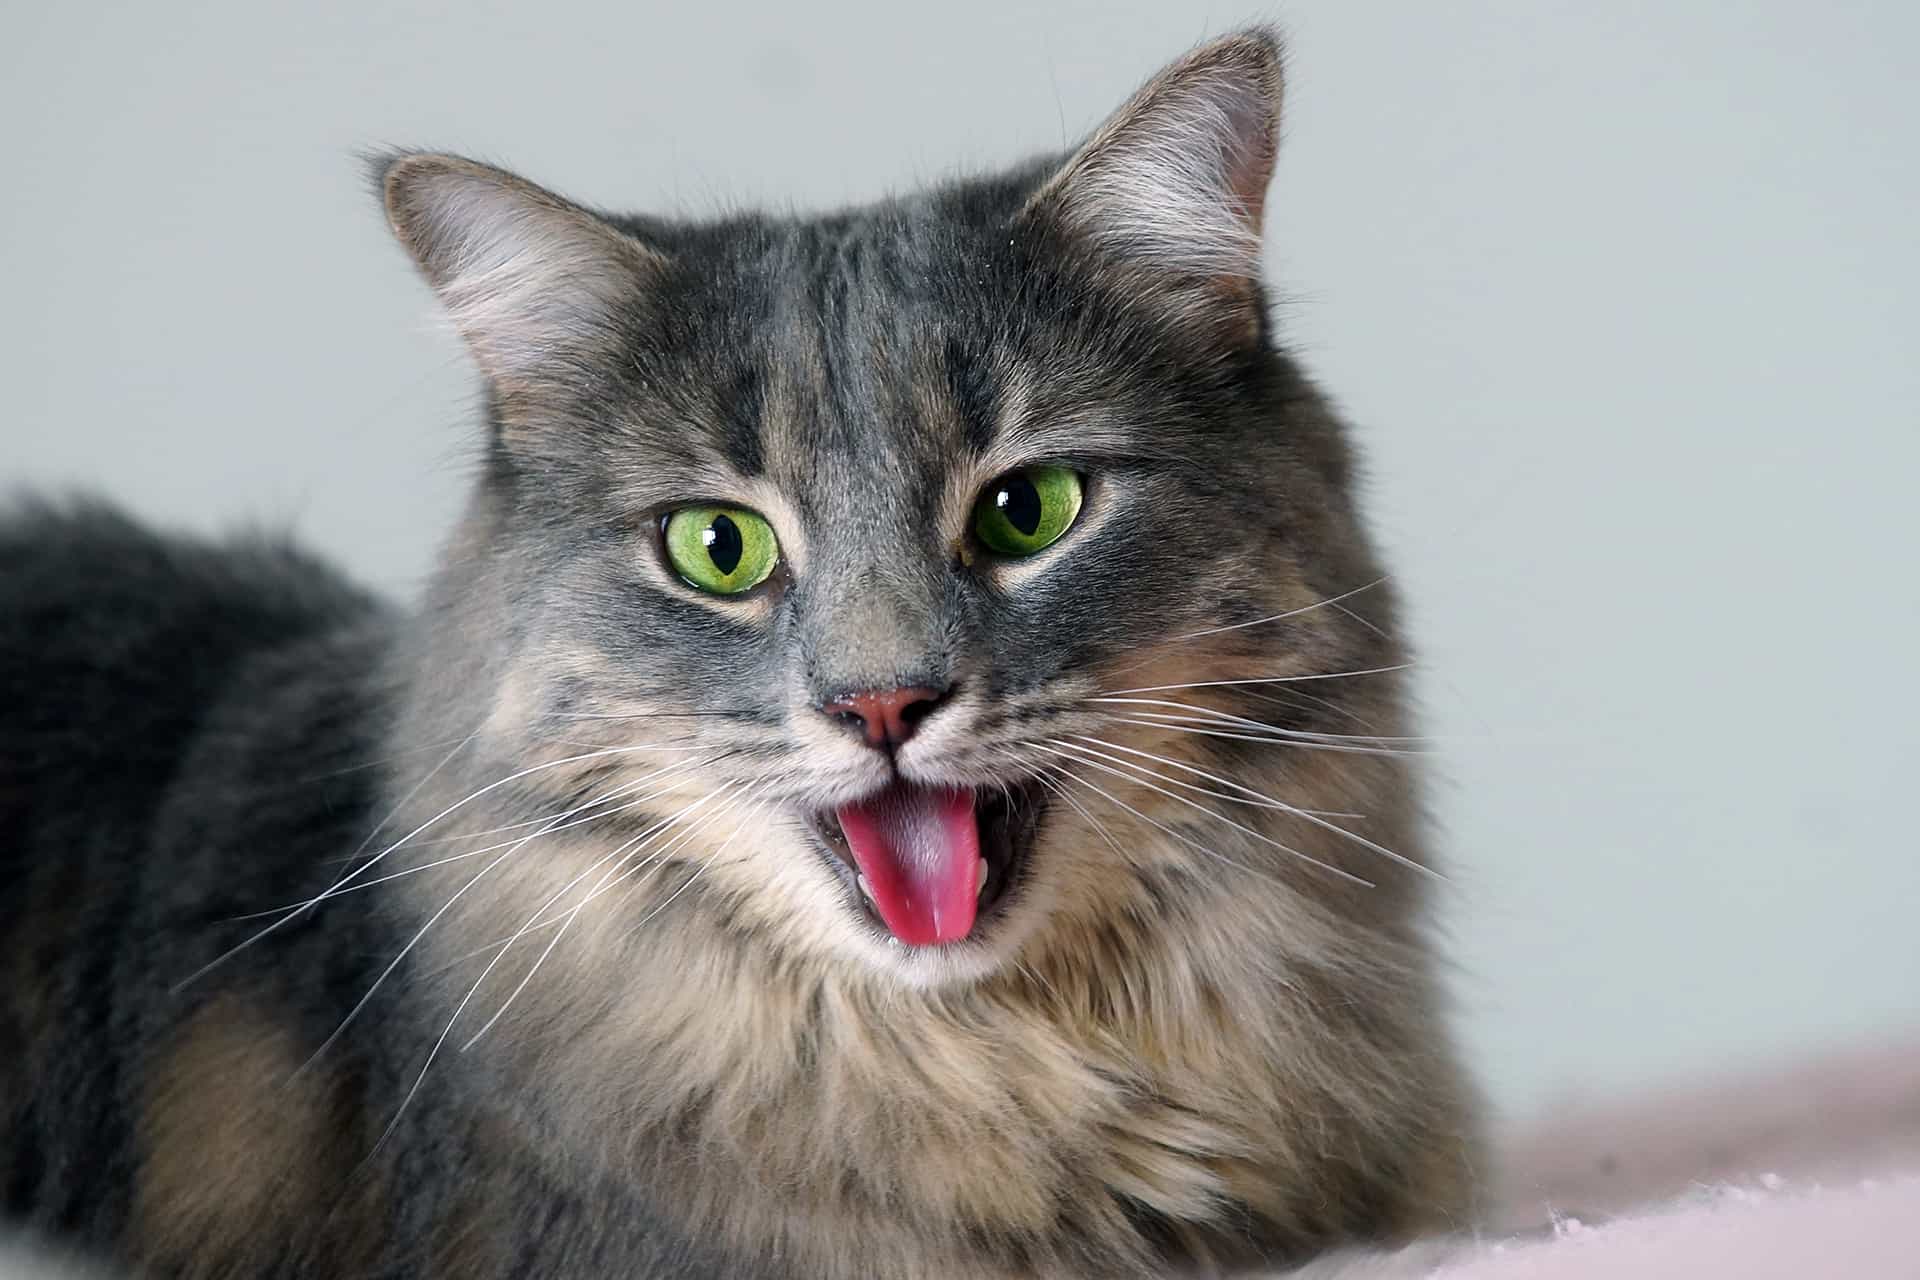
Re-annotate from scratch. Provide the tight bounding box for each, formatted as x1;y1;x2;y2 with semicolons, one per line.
1020;29;1282;309
375;153;663;387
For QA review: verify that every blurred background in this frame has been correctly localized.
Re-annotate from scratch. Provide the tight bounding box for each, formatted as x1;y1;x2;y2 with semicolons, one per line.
5;2;1915;1131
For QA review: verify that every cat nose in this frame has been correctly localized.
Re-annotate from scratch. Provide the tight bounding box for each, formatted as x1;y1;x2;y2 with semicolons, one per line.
820;685;950;750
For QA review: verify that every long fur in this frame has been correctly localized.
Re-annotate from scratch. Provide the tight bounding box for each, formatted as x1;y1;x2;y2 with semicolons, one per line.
2;29;1479;1278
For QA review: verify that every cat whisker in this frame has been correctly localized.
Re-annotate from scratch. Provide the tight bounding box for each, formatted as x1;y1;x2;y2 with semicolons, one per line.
1328;599;1391;641
1035;750;1364;889
1101;578;1394;680
611;788;779;940
365;782;740;1158
536;709;768;722
409;785;766;978
338;741;705;881
507;781;755;953
1107;714;1422;758
295;770;678;1083
1233;684;1383;732
1096;663;1413;699
460;783;769;1053
172;741;704;993
1060;735;1365;820
1029;765;1133;863
1062;735;1438;882
392;761;728;852
451;791;777;1038
340;728;481;863
1164;576;1391;644
233;758;725;919
431;751;750;838
1090;695;1427;750
1037;741;1373;887
287;728;491;784
384;831;666;1136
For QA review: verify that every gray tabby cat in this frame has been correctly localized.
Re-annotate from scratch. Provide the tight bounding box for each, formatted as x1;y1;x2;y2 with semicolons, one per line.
0;29;1479;1278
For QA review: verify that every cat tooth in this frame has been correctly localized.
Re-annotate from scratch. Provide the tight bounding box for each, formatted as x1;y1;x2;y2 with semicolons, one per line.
857;874;876;904
976;859;990;899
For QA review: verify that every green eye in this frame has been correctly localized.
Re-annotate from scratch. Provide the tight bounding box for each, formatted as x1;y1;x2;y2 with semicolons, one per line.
663;506;779;595
971;466;1084;557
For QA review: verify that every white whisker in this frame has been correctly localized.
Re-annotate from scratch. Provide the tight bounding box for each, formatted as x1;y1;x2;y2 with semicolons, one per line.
556;783;773;927
399;770;684;848
229;758;723;919
1063;735;1352;817
613;789;776;937
1163;576;1391;643
362;782;741;1158
1098;662;1412;699
1234;684;1382;732
461;784;765;1051
1030;765;1132;863
172;741;697;993
1090;696;1426;752
1034;745;1368;889
340;727;480;865
1328;599;1390;641
1108;714;1420;759
1038;741;1370;887
295;759;689;1085
1063;735;1438;882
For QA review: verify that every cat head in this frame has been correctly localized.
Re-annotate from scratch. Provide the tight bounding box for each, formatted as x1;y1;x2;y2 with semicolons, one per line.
379;30;1406;989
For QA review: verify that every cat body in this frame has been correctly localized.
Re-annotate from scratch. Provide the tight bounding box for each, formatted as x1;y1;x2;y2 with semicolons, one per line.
2;32;1478;1278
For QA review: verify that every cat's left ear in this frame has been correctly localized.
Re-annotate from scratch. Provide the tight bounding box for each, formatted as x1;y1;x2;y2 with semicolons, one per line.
1019;29;1282;325
375;153;664;389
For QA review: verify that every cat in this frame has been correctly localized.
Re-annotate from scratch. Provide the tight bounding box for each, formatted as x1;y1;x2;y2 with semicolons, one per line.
1;28;1480;1279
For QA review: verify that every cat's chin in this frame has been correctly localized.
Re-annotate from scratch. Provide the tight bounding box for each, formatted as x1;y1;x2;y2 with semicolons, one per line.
800;777;1048;963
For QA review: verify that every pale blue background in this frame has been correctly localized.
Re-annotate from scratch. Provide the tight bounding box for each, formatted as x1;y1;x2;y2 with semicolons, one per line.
6;2;1916;1127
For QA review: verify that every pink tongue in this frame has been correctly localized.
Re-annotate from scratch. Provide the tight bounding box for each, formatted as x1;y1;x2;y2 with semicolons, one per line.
835;784;981;946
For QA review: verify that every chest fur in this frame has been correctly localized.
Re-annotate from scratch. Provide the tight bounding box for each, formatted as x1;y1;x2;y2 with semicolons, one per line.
464;910;1452;1279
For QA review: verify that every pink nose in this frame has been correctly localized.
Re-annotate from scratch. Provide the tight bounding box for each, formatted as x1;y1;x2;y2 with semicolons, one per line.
821;686;946;749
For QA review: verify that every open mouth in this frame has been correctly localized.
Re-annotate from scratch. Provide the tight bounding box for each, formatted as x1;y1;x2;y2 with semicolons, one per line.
804;779;1047;947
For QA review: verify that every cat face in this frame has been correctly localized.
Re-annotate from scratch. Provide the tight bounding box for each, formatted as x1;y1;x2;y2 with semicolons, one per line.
384;33;1396;986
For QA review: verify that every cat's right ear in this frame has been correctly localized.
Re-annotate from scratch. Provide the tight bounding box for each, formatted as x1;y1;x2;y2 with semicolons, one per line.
373;152;663;389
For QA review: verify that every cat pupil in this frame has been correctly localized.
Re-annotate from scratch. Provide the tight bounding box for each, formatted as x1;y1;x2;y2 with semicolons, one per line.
702;515;743;575
996;477;1043;537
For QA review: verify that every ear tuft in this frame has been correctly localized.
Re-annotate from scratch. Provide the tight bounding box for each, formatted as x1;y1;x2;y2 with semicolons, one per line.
375;152;662;386
1022;29;1283;286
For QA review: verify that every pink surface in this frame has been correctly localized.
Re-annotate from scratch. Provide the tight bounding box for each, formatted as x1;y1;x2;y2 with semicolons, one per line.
1299;1034;1920;1277
1434;1176;1920;1278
